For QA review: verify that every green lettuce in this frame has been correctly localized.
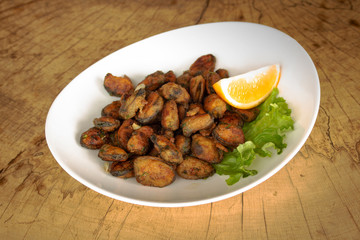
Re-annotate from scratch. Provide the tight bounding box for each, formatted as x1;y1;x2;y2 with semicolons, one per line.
214;141;258;185
214;88;294;185
243;88;294;156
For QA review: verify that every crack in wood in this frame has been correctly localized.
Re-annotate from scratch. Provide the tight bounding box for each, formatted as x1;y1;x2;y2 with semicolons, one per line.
4;214;13;223
349;19;360;28
322;165;360;232
196;0;209;24
0;150;26;176
58;188;88;239
296;187;314;239
262;198;269;240
285;168;314;239
319;106;336;151
356;141;360;162
33;136;46;147
251;0;263;23
241;193;244;233
205;202;213;240
315;211;328;238
114;204;134;239
0;168;34;220
0;0;41;15
93;200;115;238
22;182;58;239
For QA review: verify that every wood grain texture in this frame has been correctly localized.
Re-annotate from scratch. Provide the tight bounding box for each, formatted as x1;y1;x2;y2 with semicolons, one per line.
0;0;359;239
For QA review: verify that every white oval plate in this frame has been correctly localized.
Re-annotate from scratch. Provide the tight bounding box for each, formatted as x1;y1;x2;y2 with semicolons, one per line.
45;22;320;207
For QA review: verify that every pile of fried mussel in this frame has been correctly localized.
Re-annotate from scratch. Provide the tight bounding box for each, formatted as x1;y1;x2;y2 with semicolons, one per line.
80;54;259;187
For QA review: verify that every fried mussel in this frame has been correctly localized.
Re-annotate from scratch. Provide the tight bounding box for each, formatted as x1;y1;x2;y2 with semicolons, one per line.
80;54;259;187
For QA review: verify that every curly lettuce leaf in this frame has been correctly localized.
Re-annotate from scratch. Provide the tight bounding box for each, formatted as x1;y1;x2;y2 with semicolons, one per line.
243;88;294;157
214;88;294;185
213;141;258;185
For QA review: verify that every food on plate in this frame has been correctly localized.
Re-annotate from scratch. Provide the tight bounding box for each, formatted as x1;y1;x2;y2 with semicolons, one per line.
116;119;135;149
186;103;206;117
174;135;191;155
191;134;222;164
98;144;128;161
203;94;227;118
213;64;281;109
79;54;293;187
136;91;164;124
232;107;260;122
189;53;216;77
205;71;222;94
104;73;134;97
109;159;135;178
134;156;176;187
80;127;108;149
218;111;244;127
215;68;229;79
127;126;153;155
176;71;192;90
164;70;177;83
101;100;122;119
138;70;167;91
176;156;215;180
118;84;147;119
189;75;205;103
181;113;214;137
108;159;135;178
161;100;180;131
158;82;190;105
212;122;245;148
93;116;120;132
150;134;183;164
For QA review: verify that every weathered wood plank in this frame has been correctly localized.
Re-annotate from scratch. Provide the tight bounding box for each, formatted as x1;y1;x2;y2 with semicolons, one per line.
0;0;359;239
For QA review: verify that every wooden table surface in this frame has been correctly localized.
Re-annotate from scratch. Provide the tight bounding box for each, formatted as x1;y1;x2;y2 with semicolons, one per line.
1;0;359;239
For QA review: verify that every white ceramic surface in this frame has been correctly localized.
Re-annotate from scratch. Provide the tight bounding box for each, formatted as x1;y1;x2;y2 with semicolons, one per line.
45;22;320;207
